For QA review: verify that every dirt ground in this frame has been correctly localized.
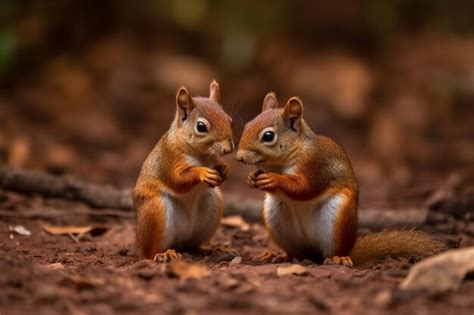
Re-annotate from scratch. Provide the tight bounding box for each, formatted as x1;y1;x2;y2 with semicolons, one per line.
1;6;474;313
1;184;473;315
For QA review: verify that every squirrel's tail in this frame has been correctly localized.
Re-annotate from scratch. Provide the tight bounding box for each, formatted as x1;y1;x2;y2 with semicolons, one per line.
350;230;447;266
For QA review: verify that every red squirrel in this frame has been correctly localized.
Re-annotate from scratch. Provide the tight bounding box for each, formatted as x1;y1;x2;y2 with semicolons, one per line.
133;80;234;261
236;92;446;266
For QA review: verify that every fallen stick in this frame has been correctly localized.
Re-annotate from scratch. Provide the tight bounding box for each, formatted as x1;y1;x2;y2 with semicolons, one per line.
0;208;134;219
0;167;132;210
227;203;428;229
0;167;428;229
358;208;428;229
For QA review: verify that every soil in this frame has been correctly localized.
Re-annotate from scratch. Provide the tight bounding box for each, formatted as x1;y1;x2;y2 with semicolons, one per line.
0;188;473;315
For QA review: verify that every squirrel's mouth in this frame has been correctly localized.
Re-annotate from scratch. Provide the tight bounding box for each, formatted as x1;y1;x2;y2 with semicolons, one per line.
235;150;264;166
206;142;234;158
241;158;264;166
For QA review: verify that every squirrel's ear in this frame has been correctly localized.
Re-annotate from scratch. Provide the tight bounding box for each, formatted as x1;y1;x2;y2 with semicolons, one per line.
176;86;195;121
282;97;303;131
209;79;220;103
262;92;278;112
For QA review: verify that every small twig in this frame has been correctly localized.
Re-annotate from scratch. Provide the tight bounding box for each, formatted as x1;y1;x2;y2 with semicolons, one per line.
67;232;80;244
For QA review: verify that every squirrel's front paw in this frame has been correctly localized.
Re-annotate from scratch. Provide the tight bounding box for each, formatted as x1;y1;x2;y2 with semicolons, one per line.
199;168;223;188
255;172;278;191
215;163;230;181
247;169;264;188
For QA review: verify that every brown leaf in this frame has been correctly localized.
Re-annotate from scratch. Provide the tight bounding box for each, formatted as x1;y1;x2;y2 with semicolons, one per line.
41;223;93;235
247;275;262;287
400;247;474;294
168;261;210;281
63;275;105;289
221;215;250;231
277;264;307;277
217;274;240;290
46;263;65;270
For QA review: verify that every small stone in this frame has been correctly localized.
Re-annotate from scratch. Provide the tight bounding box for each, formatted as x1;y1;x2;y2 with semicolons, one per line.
374;290;393;307
229;256;242;266
308;295;330;310
86;246;97;253
118;248;129;256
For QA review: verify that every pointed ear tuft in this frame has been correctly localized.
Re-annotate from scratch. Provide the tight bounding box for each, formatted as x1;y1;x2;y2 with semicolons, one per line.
282;97;303;131
209;79;220;103
262;92;278;112
176;86;194;121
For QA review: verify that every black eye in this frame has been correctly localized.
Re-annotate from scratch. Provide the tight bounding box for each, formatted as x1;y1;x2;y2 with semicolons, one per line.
196;121;208;133
262;131;275;143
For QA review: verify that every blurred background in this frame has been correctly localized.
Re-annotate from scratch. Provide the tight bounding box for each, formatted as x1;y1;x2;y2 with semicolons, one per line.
0;0;473;209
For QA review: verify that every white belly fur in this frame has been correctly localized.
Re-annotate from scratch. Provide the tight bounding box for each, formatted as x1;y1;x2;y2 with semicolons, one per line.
160;154;222;250
263;192;344;257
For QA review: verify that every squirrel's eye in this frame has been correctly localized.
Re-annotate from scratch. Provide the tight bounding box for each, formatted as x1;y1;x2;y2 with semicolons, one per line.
259;127;277;145
196;121;208;134
261;131;275;143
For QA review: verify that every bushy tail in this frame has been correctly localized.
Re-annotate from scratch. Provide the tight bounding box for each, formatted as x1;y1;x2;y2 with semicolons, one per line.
350;230;447;266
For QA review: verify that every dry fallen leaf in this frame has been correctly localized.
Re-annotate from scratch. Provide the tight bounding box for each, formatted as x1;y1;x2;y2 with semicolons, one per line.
217;274;240;290
168;261;210;281
277;264;308;277
9;225;31;236
221;215;250;231
64;275;105;289
46;263;65;270
400;247;474;294
247;276;262;287
41;223;94;235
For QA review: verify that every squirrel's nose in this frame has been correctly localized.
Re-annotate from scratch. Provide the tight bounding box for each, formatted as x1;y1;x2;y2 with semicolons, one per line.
235;150;244;162
222;139;234;155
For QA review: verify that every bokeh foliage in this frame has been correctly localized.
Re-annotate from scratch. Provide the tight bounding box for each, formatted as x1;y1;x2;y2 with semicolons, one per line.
1;0;474;76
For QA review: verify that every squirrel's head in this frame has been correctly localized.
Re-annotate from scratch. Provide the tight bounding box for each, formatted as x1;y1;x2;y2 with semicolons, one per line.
236;92;304;166
173;80;234;158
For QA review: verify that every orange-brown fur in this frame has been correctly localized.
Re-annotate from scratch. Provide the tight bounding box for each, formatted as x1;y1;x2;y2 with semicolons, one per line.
135;195;166;258
350;230;447;266
237;93;446;265
333;188;358;256
133;81;233;259
133;181;164;258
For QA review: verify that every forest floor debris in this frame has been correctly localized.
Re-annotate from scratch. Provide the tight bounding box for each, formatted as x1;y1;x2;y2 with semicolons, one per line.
0;192;473;314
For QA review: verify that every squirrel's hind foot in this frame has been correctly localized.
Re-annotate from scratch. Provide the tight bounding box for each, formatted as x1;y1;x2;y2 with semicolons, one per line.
153;249;182;263
323;256;353;267
252;251;288;264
